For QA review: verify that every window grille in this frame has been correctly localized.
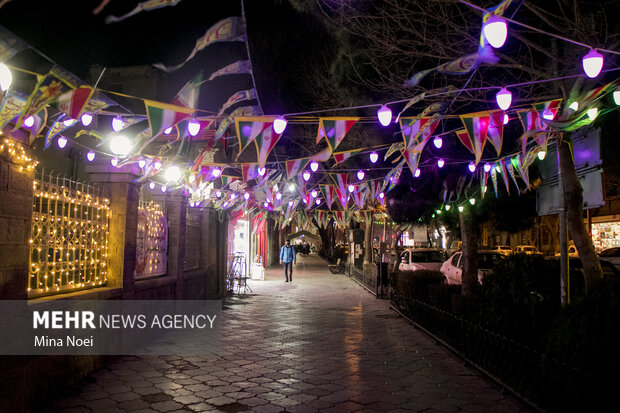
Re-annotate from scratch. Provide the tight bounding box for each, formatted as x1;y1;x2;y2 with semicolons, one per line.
135;200;167;279
29;170;110;297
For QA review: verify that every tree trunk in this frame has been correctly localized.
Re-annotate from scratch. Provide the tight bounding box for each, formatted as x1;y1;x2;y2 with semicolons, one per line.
558;135;602;291
459;208;479;297
364;219;373;264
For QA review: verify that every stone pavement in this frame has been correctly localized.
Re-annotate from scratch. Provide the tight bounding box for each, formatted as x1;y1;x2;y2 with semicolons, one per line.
47;254;534;413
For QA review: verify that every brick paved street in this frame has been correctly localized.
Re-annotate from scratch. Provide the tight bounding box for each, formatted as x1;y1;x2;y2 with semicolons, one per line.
47;254;534;413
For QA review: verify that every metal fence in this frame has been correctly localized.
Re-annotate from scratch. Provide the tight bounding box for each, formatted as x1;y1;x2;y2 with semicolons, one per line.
29;170;110;297
390;295;551;409
135;200;167;279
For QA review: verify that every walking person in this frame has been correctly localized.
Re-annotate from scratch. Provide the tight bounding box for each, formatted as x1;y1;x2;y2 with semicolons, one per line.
280;239;296;282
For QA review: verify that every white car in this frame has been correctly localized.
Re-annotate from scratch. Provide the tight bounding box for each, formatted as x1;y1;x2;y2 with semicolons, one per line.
491;245;513;256
555;245;578;257
515;245;542;255
398;248;446;272
599;247;620;270
440;250;505;285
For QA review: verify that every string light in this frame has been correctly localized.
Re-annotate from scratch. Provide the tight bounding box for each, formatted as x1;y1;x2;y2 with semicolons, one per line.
348;184;355;192
81;113;93;126
188;119;201;136
582;49;604;78
86;151;95;162
273;116;288;134
57;136;68;149
483;15;508;48
433;136;443;149
469;198;476;205
377;105;392;126
587;107;598;120
310;161;319;172
0;62;12;91
414;168;421;178
484;163;492;172
112;116;124;132
468;162;476;172
496;88;512;110
149;181;156;190
369;151;379;163
357;170;365;180
303;171;311;181
437;159;445;168
24;116;35;127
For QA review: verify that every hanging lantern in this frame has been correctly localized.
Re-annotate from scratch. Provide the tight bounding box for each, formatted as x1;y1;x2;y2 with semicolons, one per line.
484;163;492;172
569;101;579;112
302;171;311;181
0;63;12;91
483;15;508;48
215;190;222;198
445;204;451;211
212;167;221;178
433;136;443;149
357;170;365;180
164;127;173;135
273;116;287;134
582;49;604;78
149;182;156;190
469;198;476;205
503;113;510;125
23;116;35;128
160;185;167;193
414;168;421;178
57;136;68;149
377;105;392;126
378;192;385;199
613;88;620;106
112;116;124;132
587;107;598;120
311;190;318;198
81;113;93;126
138;159;146;168
288;201;294;207
468;162;476;173
495;87;512;110
369;151;379;163
110;158;119;167
258;167;266;176
276;192;282;200
63;118;76;127
348;184;355;193
437;159;445;168
86;151;96;162
188;119;201;136
244;193;250;200
458;206;464;212
310;161;319;172
542;108;555;120
315;199;321;205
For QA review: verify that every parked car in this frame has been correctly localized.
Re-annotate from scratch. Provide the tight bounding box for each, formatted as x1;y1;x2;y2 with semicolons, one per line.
515;245;542;255
491;245;513;256
447;241;462;256
398;248;447;272
598;247;620;270
547;256;619;280
554;245;578;257
440;250;505;284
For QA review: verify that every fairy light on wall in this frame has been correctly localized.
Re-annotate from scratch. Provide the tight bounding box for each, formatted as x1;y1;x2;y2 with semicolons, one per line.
0;138;38;171
28;171;110;296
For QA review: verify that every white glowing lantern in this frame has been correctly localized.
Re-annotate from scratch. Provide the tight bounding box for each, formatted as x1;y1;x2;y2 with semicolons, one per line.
112;116;124;132
86;151;95;162
414;168;421;178
613;89;620;106
469;198;476;205
369;151;379;163
138;159;146;168
538;150;546;160
164;165;182;182
23;116;35;128
263;202;269;208
582;49;604;78
379;192;385;199
496;88;512;110
348;184;355;193
357;170;365;180
311;190;318;198
288;201;294;207
57;136;68;149
483;15;508;48
160;185;167;193
468;162;476;173
212;167;221;178
587;107;598;120
149;182;156;190
569;101;579;112
445;205;451;211
503;114;510;124
215;190;222;198
63;118;76;127
109;135;132;156
433;136;443;149
542;108;555;120
315;199;321;205
110;158;119;167
258;167;266;176
310;161;319;172
484;163;492;172
302;171;311;181
188;119;201;136
276;192;282;200
164;127;173;135
81;113;93;126
288;183;296;192
437;159;445;168
458;206;464;212
377;105;392;126
0;63;12;91
154;161;162;170
244;193;250;200
273;116;287;134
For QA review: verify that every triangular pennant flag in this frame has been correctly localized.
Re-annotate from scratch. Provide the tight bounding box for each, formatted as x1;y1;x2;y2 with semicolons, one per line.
332;149;361;165
215;105;262;141
480;169;489;199
15;67;78;129
234;116;273;159
285;158;310;179
334;186;348;210
498;161;511;195
402;148;421;179
487;111;504;155
399;113;440;150
218;89;257;117
320;185;336;210
456;129;474;153
105;0;182;23
460;112;490;165
0;89;27;129
367;180;382;203
505;158;521;195
514;154;530;188
207;60;252;81
242;163;260;182
144;99;194;138
490;167;499;197
330;173;348;198
153;17;246;72
332;211;345;229
44;114;70;149
385;142;405;160
316;117;359;151
311;147;332;162
384;160;405;192
255;126;282;169
171;72;203;109
0;25;28;63
57;86;94;121
351;187;367;209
